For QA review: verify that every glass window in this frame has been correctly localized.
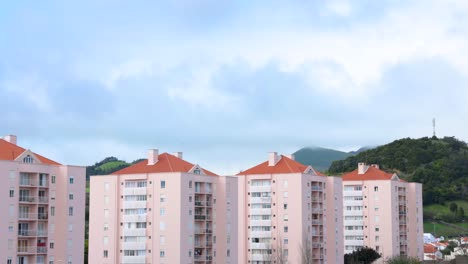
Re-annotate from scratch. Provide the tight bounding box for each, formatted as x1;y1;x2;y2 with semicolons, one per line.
160;180;166;189
69;176;74;184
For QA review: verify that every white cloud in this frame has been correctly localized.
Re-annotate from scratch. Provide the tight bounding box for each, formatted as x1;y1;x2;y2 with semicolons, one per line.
325;0;352;17
2;74;53;112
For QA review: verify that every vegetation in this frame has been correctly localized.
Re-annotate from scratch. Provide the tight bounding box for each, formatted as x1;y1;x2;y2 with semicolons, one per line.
329;136;468;206
385;256;421;264
344;247;381;264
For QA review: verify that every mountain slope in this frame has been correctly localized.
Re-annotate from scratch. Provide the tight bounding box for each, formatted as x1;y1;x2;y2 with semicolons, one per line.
293;147;352;171
329;136;468;205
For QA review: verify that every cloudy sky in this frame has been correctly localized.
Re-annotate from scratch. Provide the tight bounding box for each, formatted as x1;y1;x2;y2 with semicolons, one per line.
2;0;468;174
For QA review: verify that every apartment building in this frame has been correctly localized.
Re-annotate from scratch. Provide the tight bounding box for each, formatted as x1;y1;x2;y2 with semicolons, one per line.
89;149;238;264
0;135;86;264
342;163;424;261
235;152;344;264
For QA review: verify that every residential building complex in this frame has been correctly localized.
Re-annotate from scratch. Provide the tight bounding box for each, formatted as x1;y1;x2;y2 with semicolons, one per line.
89;149;238;264
0;135;86;264
235;152;344;264
342;163;424;261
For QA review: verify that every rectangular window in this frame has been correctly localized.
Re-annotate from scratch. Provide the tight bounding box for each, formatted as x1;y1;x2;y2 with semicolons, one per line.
104;209;109;217
160;236;165;244
69;207;74;216
160;208;166;216
104;182;109;191
50;242;55;249
160;194;166;203
189;181;192;188
160;180;166;189
160;222;165;231
69;193;74;200
51;175;56;184
51;207;55;216
69;176;74;184
104;236;109;245
9;189;14;197
283;180;288;188
67;239;72;249
283;191;288;198
103;250;108;258
160;250;165;257
374;186;379;192
284;203;288;209
7;258;12;264
104;223;109;231
284;226;288;233
284;238;288;245
104;196;109;204
69;224;73;231
283;214;288;221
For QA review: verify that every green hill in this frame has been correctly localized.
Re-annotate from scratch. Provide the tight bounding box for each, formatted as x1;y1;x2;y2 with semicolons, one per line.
86;156;144;178
329;136;468;205
294;146;371;172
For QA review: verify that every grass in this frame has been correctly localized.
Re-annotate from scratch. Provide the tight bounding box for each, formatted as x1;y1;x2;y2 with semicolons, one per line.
96;160;128;171
423;200;468;237
424;200;468;218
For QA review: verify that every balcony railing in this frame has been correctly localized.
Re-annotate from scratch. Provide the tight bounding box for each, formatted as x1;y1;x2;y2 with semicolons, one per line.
311;186;323;191
19;196;35;203
38;213;48;220
37;246;47;253
312;220;323;225
17;246;37;254
18;230;36;236
312;254;324;259
38;197;49;203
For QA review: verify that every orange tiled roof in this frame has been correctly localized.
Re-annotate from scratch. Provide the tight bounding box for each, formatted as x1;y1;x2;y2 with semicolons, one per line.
112;152;218;176
342;166;395;181
237;155;321;176
424;243;437;253
0;139;61;165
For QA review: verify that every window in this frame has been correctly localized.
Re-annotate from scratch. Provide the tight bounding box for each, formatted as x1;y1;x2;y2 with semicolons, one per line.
160;194;166;203
375;207;379;212
160;250;165;257
9;189;14;197
189;181;192;188
69;224;73;231
283;180;288;188
51;175;56;184
7;258;12;264
8;225;13;232
69;176;74;184
374;186;379;192
103;250;108;258
69;207;74;216
104;209;109;217
160;208;166;216
160;236;165;244
284;226;288;233
104;196;109;204
50;242;55;249
284;238;288;244
69;193;74;200
375;236;380;242
50;207;55;216
283;192;288;198
104;236;109;245
23;155;34;163
375;227;380;232
68;256;72;264
160;180;166;189
104;223;109;231
284;203;288;209
67;239;72;249
283;214;288;221
194;169;201;174
160;222;165;231
104;182;109;191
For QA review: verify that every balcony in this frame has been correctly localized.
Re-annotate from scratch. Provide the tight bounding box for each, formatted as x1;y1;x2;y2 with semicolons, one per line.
398;191;406;196
250;231;272;238
249;185;272;193
18;230;36;237
398;201;406;206
19;196;35;203
121;256;146;263
122;214;147;222
37;246;47;254
251;254;270;261
123;188;147;195
38;213;48;220
250;242;270;249
312;220;323;225
37;230;48;236
195;215;207;221
123;201;147;209
195;228;213;234
311;208;323;214
312;231;323;236
312;254;324;259
250;220;272;226
122;229;146;236
250;197;272;204
312;242;323;248
250;208;272;215
17;247;37;254
311;186;323;192
38;197;49;203
18;214;36;221
19;181;38;187
122;242;147;250
399;211;407;215
194;201;212;207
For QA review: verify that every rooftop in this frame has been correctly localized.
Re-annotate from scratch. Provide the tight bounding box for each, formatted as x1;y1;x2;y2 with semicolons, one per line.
237;153;323;176
112;152;218;176
0;137;61;165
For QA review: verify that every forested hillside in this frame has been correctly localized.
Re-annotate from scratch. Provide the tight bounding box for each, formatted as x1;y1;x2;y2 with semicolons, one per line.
329;137;468;205
86;156;144;178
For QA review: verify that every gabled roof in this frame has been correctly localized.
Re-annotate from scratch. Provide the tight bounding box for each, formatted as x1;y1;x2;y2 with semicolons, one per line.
424;243;437;253
342;166;397;181
237;155;322;176
112;152;218;176
0;139;61;165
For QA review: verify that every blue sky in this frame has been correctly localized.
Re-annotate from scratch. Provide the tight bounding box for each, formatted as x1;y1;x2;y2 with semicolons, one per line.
2;0;468;174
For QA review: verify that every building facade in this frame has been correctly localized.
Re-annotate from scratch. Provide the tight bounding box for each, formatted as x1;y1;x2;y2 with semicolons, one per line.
0;135;86;264
342;163;424;261
235;152;344;264
89;149;238;264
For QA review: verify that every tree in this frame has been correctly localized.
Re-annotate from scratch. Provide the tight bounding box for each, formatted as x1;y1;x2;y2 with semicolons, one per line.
344;247;381;264
299;239;313;264
386;256;421;264
450;202;458;213
458;207;465;220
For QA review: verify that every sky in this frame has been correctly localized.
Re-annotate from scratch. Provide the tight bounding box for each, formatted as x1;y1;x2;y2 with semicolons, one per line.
1;0;468;174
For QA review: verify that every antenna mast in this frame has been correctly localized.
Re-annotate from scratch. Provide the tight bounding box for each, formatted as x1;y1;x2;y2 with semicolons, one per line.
432;118;436;137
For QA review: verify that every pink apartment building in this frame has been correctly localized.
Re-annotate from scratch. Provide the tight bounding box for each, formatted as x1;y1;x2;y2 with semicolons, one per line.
235;152;344;264
0;135;86;264
342;163;424;261
89;149;239;264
